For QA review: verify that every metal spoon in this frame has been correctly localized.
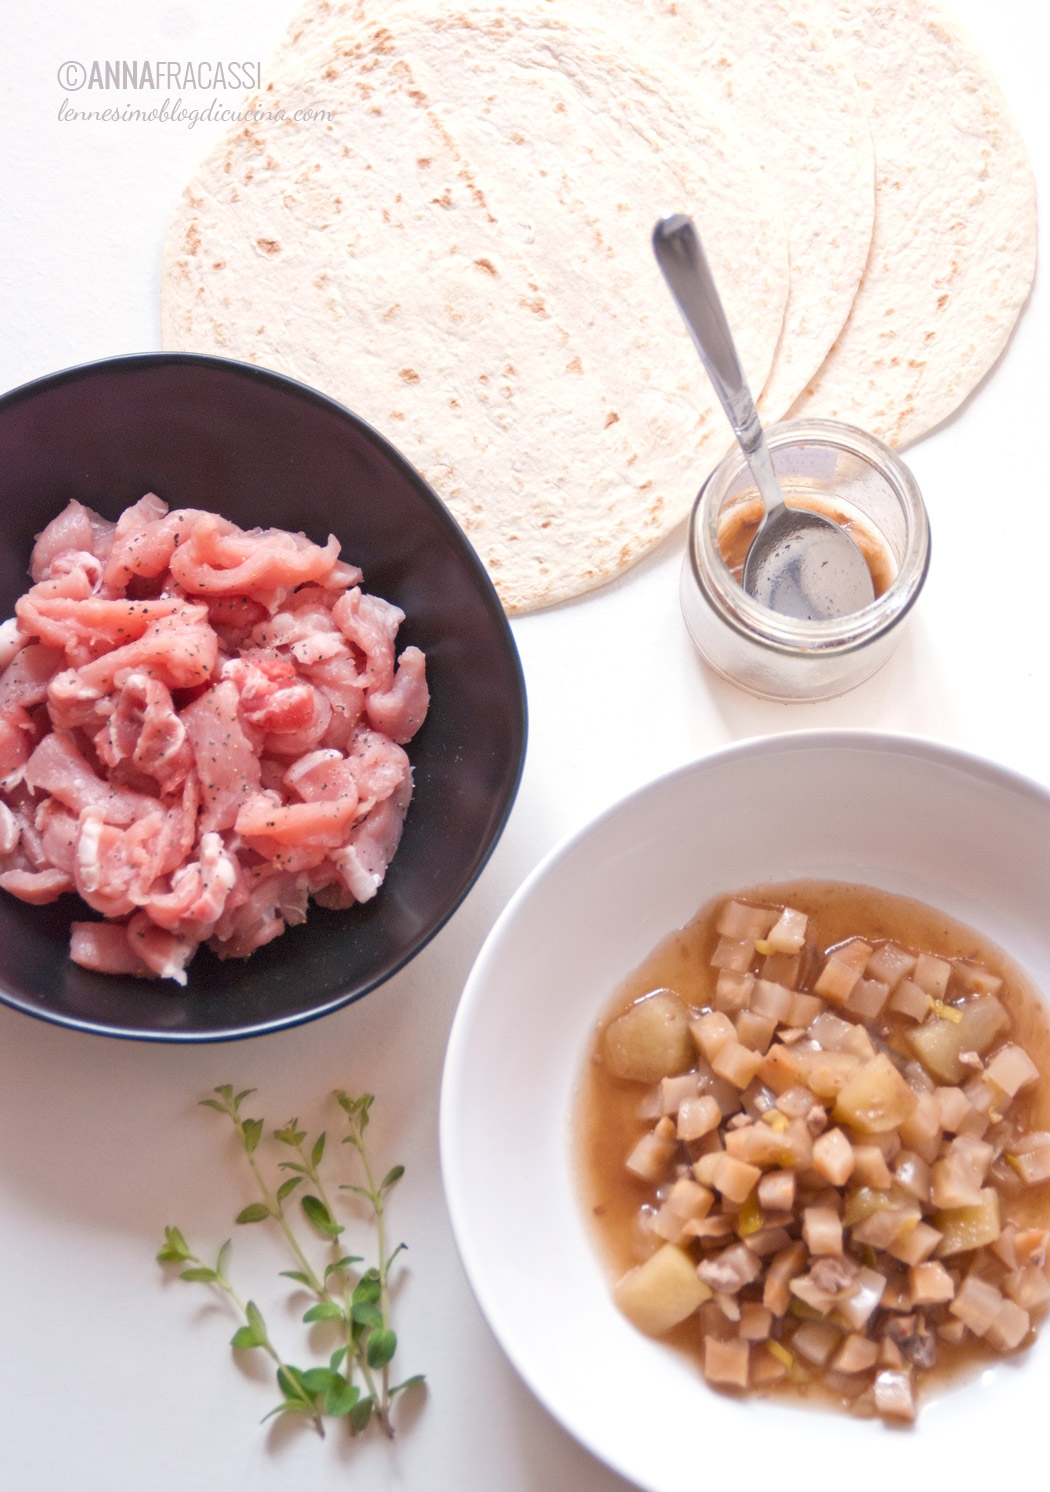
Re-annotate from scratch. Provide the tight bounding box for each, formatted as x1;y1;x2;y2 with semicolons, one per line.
652;213;874;621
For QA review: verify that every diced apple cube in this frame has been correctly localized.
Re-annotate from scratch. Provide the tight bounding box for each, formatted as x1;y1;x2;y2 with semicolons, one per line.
935;1189;1001;1256
613;1245;711;1335
906;996;1009;1083
605;990;696;1082
833;1053;918;1134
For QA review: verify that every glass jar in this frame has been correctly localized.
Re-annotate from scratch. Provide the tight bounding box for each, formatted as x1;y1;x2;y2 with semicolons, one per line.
680;418;930;701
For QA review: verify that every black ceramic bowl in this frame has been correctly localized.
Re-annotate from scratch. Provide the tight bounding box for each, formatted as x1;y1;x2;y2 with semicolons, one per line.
0;354;527;1041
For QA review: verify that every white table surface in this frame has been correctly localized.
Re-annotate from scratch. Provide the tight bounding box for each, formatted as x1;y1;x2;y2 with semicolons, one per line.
1;2;1046;1487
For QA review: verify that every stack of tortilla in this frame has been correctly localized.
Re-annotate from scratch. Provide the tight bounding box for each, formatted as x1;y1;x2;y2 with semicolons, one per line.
161;0;1036;612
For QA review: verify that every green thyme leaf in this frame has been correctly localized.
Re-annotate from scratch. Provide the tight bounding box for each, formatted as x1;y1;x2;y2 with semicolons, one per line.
302;1302;344;1323
325;1377;359;1417
350;1300;383;1330
180;1265;218;1283
241;1118;264;1154
366;1327;397;1370
230;1325;261;1350
348;1395;374;1434
235;1202;271;1225
301;1194;342;1237
379;1165;405;1192
278;1269;313;1287
276;1175;304;1203
311;1133;326;1168
389;1374;426;1397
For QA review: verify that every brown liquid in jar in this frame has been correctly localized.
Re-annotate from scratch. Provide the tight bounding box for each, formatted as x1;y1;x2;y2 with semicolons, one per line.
575;881;1050;1417
717;491;896;597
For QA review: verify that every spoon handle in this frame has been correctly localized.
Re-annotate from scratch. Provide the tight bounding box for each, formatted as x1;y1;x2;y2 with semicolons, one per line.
652;213;784;515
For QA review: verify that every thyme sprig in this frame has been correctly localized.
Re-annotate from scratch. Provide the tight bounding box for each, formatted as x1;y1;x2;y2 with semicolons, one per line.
157;1085;424;1437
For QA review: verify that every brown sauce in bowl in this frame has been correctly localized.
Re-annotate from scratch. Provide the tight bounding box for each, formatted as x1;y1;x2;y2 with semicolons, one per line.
575;882;1050;1421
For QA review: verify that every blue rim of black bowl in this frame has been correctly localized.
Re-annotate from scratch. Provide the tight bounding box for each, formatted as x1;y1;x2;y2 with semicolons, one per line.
0;351;528;1042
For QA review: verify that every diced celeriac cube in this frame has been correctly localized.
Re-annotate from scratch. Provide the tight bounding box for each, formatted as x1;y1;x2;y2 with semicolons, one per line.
912;953;952;998
677;1093;722;1141
703;1335;750;1388
812;1127;855;1186
984;1043;1039;1096
909;1260;955;1305
766;907;807;953
716;900;777;942
803;1205;843;1256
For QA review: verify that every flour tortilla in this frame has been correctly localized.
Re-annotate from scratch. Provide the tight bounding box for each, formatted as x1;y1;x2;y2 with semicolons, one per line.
270;0;876;423
161;6;789;611
787;0;1037;447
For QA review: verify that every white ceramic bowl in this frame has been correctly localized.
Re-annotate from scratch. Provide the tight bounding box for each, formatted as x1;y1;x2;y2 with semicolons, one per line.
440;732;1050;1492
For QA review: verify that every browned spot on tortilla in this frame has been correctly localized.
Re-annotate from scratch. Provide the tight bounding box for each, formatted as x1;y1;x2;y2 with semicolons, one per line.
417;157;432;168
510;131;526;144
256;238;281;256
937;294;949;309
184;224;201;255
431;188;453;208
555;100;567;114
211;260;225;271
520;296;547;317
565;356;583;374
408;89;427;107
382;304;399;320
449;398;459;407
604;411;620;428
399;368;420;383
475;257;498;275
504;364;517;376
389;411;405;420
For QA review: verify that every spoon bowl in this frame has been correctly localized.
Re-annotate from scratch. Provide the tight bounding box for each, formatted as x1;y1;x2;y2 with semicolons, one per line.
652;213;874;621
